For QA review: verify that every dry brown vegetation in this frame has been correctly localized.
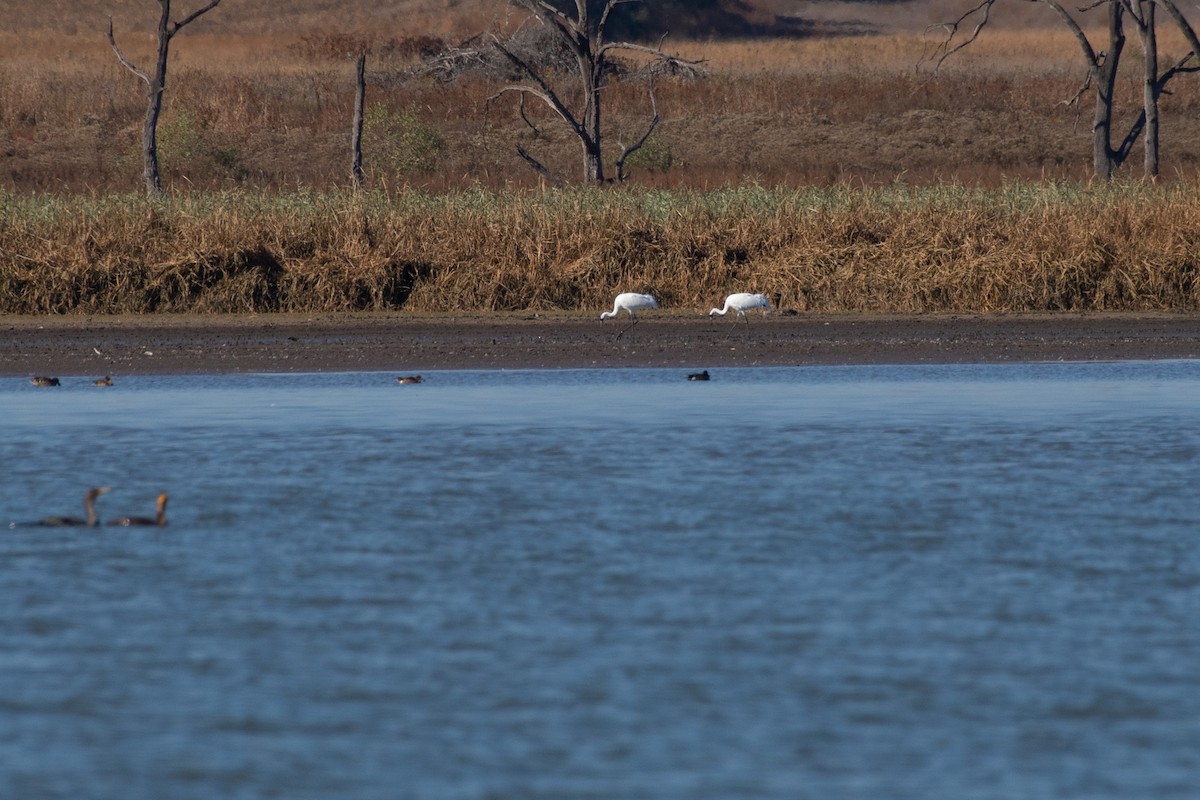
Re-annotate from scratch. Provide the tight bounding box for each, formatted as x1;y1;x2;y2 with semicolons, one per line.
3;1;1200;316
4;184;1200;315
4;0;1200;190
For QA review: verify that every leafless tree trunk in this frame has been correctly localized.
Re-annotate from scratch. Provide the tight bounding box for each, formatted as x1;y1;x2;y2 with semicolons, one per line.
107;0;221;196
490;0;701;184
1070;0;1125;179
1126;0;1200;179
926;0;1199;180
1135;0;1161;178
352;52;367;188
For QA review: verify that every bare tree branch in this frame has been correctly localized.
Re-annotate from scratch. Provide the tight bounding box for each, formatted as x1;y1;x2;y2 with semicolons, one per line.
1159;0;1200;62
1158;53;1200;85
598;40;707;76
919;0;995;75
615;80;660;182
106;17;151;85
1040;0;1104;68
491;37;586;139
516;145;562;184
597;0;641;45
172;0;220;33
490;85;556;114
521;0;577;37
1114;109;1146;163
1058;69;1093;138
517;92;540;136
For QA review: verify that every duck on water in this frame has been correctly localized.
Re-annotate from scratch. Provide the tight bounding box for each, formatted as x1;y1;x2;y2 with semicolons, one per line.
9;486;112;528
108;493;169;528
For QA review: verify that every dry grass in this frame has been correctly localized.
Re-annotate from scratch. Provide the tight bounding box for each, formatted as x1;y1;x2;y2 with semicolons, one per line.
4;2;1200;317
4;2;1200;191
4;184;1200;315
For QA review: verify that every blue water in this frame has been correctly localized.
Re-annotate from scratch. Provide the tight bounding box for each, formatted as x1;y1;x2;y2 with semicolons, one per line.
2;362;1199;799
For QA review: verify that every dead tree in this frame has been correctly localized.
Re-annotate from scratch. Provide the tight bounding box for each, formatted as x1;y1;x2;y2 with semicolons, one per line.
489;0;703;183
1046;0;1127;180
924;0;1199;180
1125;0;1200;178
107;0;221;195
352;52;367;188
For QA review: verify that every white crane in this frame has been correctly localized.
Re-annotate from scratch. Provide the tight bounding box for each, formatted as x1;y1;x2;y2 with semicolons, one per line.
600;292;659;339
709;292;770;322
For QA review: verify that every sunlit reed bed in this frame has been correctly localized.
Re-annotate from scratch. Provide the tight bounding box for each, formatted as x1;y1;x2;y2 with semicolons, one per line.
3;183;1200;315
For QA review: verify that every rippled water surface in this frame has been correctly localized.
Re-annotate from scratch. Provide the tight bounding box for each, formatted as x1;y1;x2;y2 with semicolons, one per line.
3;362;1200;799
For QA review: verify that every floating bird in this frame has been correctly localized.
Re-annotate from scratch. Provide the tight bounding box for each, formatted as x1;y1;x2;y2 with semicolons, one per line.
108;492;169;528
30;376;60;387
396;375;423;384
709;292;771;322
15;487;112;528
687;370;710;381
600;292;659;340
93;376;113;387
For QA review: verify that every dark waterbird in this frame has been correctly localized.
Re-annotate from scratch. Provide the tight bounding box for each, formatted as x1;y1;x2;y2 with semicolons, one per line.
108;492;169;527
9;486;112;529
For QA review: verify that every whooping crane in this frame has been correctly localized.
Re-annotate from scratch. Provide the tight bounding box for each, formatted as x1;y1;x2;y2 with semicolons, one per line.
600;292;659;340
709;292;770;321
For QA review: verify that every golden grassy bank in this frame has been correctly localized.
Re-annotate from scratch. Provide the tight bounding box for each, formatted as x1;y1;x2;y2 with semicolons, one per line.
3;184;1200;315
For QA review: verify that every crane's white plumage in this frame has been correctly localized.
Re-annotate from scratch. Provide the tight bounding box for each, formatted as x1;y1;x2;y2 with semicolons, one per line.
709;292;770;319
601;292;659;320
601;292;658;339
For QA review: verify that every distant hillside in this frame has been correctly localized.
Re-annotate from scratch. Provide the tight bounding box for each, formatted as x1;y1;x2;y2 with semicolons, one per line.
592;0;817;39
14;0;913;39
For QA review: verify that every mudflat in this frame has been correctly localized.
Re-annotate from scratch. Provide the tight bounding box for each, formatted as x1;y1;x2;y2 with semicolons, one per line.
3;312;1200;377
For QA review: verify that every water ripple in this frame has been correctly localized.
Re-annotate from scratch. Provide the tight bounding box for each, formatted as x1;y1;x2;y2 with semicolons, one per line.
3;362;1200;799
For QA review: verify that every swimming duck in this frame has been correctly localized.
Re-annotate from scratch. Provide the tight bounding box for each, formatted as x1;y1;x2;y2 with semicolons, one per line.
25;486;112;527
108;492;169;527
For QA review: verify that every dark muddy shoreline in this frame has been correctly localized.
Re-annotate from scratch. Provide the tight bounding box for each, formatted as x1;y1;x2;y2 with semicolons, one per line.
4;312;1200;378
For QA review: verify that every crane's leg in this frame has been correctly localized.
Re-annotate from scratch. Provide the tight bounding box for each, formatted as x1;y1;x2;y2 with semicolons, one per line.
615;316;638;340
721;314;744;339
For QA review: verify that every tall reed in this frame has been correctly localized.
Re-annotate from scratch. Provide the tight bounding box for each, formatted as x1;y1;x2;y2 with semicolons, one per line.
3;183;1199;315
